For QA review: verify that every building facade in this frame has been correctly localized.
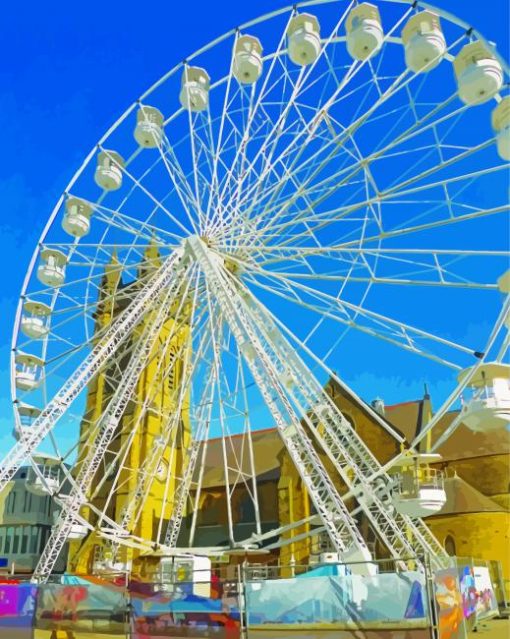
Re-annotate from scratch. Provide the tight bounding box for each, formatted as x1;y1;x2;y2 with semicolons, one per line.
0;460;68;574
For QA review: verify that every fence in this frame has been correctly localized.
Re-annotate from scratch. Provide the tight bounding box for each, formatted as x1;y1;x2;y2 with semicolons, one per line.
0;555;505;638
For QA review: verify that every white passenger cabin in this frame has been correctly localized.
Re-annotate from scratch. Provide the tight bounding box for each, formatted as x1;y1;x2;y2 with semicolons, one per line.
13;403;41;441
401;11;446;73
62;197;93;238
458;362;510;432
287;13;321;66
234;35;263;84
179;67;210;112
26;453;62;496
454;41;503;106
134;105;164;148
21;300;51;339
345;3;383;61
492;97;510;161
37;248;67;288
391;453;446;517
95;150;124;191
18;402;41;426
15;352;44;392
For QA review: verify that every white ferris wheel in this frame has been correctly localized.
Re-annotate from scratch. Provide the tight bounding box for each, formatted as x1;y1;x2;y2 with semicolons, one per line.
1;0;509;582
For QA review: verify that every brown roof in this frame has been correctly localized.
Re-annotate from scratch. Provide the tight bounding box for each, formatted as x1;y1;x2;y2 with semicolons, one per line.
197;428;283;488
384;399;423;443
430;411;510;462
384;401;510;462
196;389;510;489
426;476;506;517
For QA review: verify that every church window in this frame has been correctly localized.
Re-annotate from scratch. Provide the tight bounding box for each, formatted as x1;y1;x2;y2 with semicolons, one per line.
445;534;456;557
239;495;256;523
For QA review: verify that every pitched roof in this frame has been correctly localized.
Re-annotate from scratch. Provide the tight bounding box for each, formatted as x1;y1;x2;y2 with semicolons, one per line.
425;476;506;517
384;400;510;461
197;428;283;489
384;399;423;443
430;411;510;461
196;388;510;489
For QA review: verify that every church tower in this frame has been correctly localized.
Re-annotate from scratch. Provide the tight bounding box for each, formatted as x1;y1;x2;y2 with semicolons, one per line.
68;243;191;574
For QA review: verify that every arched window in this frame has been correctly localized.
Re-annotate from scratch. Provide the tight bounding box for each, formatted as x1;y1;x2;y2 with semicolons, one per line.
239;495;256;523
445;534;456;557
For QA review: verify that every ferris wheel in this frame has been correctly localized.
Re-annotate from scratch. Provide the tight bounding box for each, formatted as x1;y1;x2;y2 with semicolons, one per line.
1;0;509;582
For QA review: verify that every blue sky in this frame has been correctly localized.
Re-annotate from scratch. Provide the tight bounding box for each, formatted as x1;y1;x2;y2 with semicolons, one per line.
0;0;508;457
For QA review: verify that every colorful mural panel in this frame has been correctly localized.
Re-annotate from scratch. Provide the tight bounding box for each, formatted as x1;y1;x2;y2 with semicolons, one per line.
130;583;241;638
0;581;37;639
245;571;428;627
35;579;127;635
458;564;477;627
0;562;499;638
473;565;499;621
434;568;466;639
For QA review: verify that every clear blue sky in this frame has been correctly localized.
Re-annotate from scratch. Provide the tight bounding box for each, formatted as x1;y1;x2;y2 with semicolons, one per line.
0;0;508;455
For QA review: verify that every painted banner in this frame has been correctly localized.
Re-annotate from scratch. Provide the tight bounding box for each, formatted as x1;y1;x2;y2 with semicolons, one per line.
131;582;241;638
458;563;477;631
0;582;37;621
0;582;37;639
433;568;466;639
35;579;127;635
246;571;428;626
473;565;499;621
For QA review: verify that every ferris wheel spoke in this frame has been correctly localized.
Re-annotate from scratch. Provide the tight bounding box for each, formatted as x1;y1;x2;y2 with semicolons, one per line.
67;266;201;538
232;43;368;220
227;40;468;243
208;11;298;234
209;102;290;238
263;250;504;289
252;246;508;288
226;10;423;238
34;258;193;578
230;58;319;225
90;200;182;244
202;280;236;544
244;267;477;367
186;297;228;546
203;33;240;230
152;129;204;236
98;146;191;236
216;10;356;234
346;203;509;250
151;304;221;547
224;102;331;254
181;88;215;227
237;157;506;254
61;283;199;490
